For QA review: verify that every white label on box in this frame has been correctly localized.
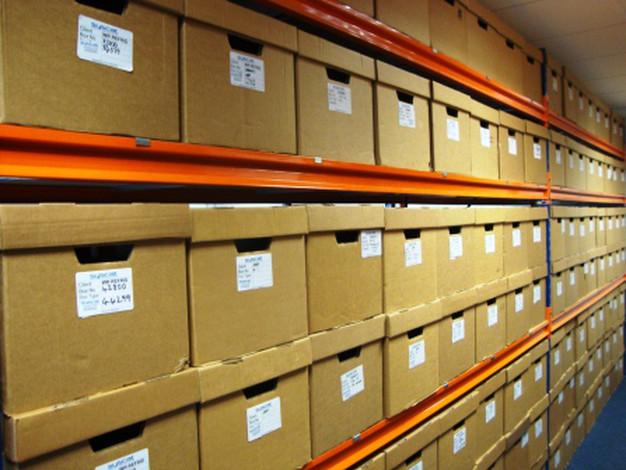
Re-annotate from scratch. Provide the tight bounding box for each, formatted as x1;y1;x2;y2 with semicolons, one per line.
449;234;463;260
535;418;543;438
398;101;416;128
361;230;382;258
95;448;149;470
246;397;282;442
609;255;613;267
614;171;618;181
408;339;426;369
590;220;595;232
605;342;609;353
488;303;499;327
590;315;596;329
328;82;352;114
485;232;496;254
590;399;595;412
554;349;561;365
599;165;604;178
558;391;564;404
453;426;467;454
513;379;523;400
452;318;465;343
569;154;575;169
533;225;542;243
584;263;589;274
521;432;529;448
589;360;594;373
569;222;575;237
515;293;524;313
599;387;603;398
553;76;559;92
608;167;613;180
555;449;562;468
579;97;584;110
606;116;610;128
596;110;601;122
557;281;563;297
579;158;585;172
591;262;596;275
508;136;518;155
566;429;572;446
580;329;585;342
75;268;133;319
485;400;496;423
533;142;542;159
447;118;460;141
229;51;265;92
480;127;491;148
599;309;604;321
535;362;543;382
567;336;573;351
569;271;576;286
512;228;522;247
578;413;584;428
533;285;541;304
236;253;273;292
589;161;595;174
599;219;605;231
600;259;605;270
579;373;585;386
568;87;574;100
404;239;423;267
589;106;594;118
408;461;423;470
77;15;133;72
609;218;614;230
596;348;601;360
556;149;562;164
580;223;586;237
341;365;365;401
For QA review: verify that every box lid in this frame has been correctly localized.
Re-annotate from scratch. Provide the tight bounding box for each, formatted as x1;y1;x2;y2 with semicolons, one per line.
440;288;478;318
298;30;375;79
474;207;506;225
531;265;548;281
0;204;190;250
503;207;546;223
310;315;385;361
507;269;533;291
525;121;549;139
471;99;499;124
376;61;430;98
478;370;506;402
551;207;580;219
4;369;199;463
550;131;568;146
384;415;442;468
307;205;384;232
437;391;479;430
197;338;311;403
185;0;297;51
432;82;472;111
498;112;525;132
386;301;442;338
140;0;183;14
475;278;509;304
385;207;474;230
190;206;307;242
474;437;506;470
546;53;562;72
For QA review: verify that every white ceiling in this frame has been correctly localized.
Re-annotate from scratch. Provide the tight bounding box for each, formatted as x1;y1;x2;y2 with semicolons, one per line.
480;0;626;118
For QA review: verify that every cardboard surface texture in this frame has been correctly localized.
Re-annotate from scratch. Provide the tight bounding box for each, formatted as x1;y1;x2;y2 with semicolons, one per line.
376;0;430;45
499;112;526;182
429;0;468;63
470;99;500;180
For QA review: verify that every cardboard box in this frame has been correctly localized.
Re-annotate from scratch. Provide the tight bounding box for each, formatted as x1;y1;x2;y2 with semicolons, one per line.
565;140;587;191
297;30;376;164
198;339;311;469
0;0;179;140
546;55;563;116
524;121;548;185
549;131;567;187
550;325;576;388
529;401;549;468
563;71;580;124
552;271;566;317
528;210;547;270
522;44;543;104
530;276;546;331
353;452;385;470
310;317;384;457
384;413;441;469
470;99;500;180
474;208;505;285
550;214;566;262
475;371;506;459
384;302;441;417
437;393;479;470
503;208;536;276
182;1;297;153
375;62;431;170
0;204;190;414
376;0;430;45
475;280;508;361
506;280;531;345
499;112;526;182
475;438;506;470
306;205;384;333
429;0;468;63
435;208;476;297
188;207;308;364
466;9;501;82
431;82;472;176
439;292;477;382
504;430;530;470
565;265;581;309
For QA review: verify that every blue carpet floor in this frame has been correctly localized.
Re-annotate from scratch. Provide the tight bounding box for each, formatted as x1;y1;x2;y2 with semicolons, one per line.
568;367;626;470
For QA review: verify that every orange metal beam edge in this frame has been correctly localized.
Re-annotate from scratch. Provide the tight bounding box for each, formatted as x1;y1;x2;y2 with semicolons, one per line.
304;325;549;469
0;124;546;200
253;0;546;122
550;186;626;204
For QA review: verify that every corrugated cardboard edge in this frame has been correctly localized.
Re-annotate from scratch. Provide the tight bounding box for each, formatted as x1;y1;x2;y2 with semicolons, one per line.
507;269;533;292
549;365;576;400
499;112;525;132
552;321;574;345
385;207;474;230
470;99;499;124
310;315;385;361
437;391;479;430
432;82;472;111
530;394;550;422
475;278;509;304
4;369;199;463
525;120;549;139
477;370;506;402
473;437;505;470
307;205;384;232
474;207;506;225
530;265;548;281
440;288;478;318
386;301;442;338
375;61;430;98
384;413;442;468
550;130;568;146
190;206;308;242
198;338;311;403
552;254;583;274
531;453;548;470
504;416;530;450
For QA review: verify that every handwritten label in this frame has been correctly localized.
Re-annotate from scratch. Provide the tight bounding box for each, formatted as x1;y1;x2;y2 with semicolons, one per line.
77;15;133;72
75;268;133;318
361;230;382;258
341;365;365;401
230;52;265;92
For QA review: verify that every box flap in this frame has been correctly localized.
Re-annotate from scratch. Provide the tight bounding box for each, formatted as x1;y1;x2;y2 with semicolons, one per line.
297;30;375;78
552;320;574;345
551;207;579;219
474;207;506;225
548;426;565;454
307;205;384;232
505;351;531;382
525;121;549;139
385;207;474;230
435;208;476;227
310;315;385;361
522;41;543;62
190;206;307;242
552;254;582;274
437;391;479;430
550;131;568;146
0;204;190;250
470;100;499;124
197;338;311;403
432;82;471;111
499;112;525;132
185;0;297;51
4;369;199;463
475;278;509;304
384;414;442;468
386;301;442;338
529;340;549;363
440;288;478;318
376;61;430;98
478;370;506;402
504;417;530;450
531;265;548;281
529;394;549;422
473;437;505;470
546;53;562;72
141;0;183;14
507;269;533;292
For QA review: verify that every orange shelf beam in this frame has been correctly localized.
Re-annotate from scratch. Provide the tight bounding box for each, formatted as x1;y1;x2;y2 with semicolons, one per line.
550;185;626;204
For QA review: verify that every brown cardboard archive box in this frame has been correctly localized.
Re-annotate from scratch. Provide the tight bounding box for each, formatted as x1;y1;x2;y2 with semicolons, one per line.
0;204;190;415
437;392;479;470
549;131;567;187
505;271;533;345
475;280;508;361
297;30;376;164
474;208;505;285
429;0;469;63
0;0;179;140
182;0;297;153
522;43;543;104
309;316;384;457
376;0;430;45
470;99;500;180
4;369;199;468
524;121;548;185
197;339;311;470
439;290;477;382
475;371;506;460
384;412;441;470
188;206;308;364
375;61;431;171
306;205;383;333
546;55;563;116
499;112;526;182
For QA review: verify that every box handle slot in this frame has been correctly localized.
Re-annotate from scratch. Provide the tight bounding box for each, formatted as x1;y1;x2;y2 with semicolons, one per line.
404;228;421;239
446;107;458;118
533;137;540;144
527;55;535;64
228;34;264;56
335;230;359;244
75;244;133;264
512;222;520;228
487;298;496;306
552;70;558;78
326;67;351;84
506;39;515;50
89;421;145;452
76;0;128;14
338;346;362;362
405;450;423;466
477;17;488;30
480;120;489;129
449;226;461;235
533;220;540;226
485;392;495;402
451;311;464;320
243;378;278;399
396;90;414;104
515;288;523;295
444;0;456;6
407;326;423;339
452;419;466;430
484;224;494;232
508;129;516;137
234;237;271;253
533;280;540;286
